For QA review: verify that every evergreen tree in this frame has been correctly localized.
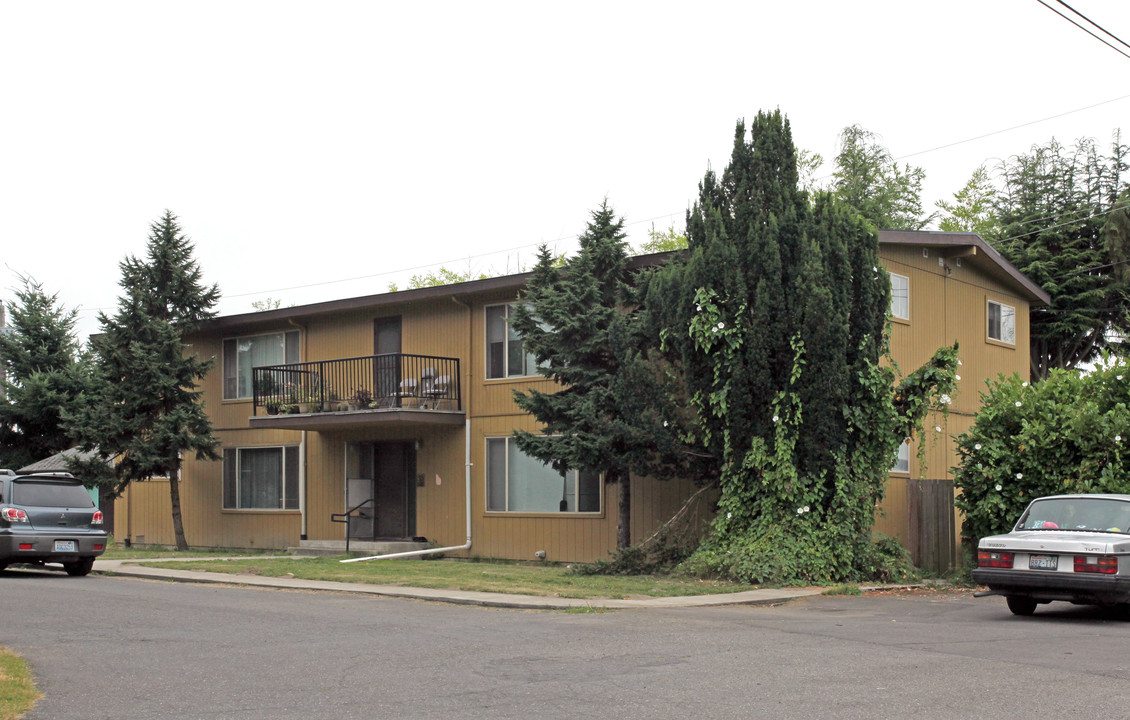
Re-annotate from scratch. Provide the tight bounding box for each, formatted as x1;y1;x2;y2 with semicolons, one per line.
832;124;932;230
646;111;955;583
69;211;221;550
992;134;1130;379
511;201;689;550
936;165;1000;238
0;277;87;470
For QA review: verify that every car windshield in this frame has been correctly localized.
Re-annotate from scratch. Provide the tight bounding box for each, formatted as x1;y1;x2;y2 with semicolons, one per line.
11;480;95;508
1017;497;1130;533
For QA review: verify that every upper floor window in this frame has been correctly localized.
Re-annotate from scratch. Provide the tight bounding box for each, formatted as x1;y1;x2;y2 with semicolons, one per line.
486;304;537;379
222;330;300;400
222;446;299;510
890;273;909;321
486;436;601;513
987;300;1015;345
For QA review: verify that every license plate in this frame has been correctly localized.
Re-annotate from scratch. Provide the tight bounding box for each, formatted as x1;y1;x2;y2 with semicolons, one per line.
54;540;76;552
1030;554;1058;570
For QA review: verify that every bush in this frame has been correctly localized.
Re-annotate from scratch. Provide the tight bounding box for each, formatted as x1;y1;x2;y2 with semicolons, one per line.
954;359;1130;552
678;522;915;586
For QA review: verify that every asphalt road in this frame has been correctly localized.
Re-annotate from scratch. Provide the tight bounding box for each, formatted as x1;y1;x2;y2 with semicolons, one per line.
3;569;1130;720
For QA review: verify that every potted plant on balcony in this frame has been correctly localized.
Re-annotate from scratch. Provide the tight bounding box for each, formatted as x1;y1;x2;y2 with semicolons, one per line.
349;387;373;412
297;389;322;414
264;399;283;415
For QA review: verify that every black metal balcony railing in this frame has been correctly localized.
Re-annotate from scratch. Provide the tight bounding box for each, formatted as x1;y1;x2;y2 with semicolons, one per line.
252;354;461;415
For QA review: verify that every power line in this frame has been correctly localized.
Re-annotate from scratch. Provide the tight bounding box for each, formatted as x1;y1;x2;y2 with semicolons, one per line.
1037;0;1130;61
1055;0;1130;52
989;204;1125;249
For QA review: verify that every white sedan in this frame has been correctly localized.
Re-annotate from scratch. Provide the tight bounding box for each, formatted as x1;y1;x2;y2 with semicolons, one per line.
973;494;1130;616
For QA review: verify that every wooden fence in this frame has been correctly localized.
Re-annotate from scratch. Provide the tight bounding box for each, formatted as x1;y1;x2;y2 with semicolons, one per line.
906;478;958;574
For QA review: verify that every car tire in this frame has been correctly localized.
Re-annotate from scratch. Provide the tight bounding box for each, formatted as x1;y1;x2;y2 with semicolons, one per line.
64;558;94;577
1006;596;1038;616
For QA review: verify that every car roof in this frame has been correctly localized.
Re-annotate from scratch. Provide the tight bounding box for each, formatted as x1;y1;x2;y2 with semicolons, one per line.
5;471;78;481
1032;494;1130;501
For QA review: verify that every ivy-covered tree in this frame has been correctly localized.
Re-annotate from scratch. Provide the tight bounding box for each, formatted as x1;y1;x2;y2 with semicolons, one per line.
832;124;933;230
644;111;955;583
992;134;1130;380
511;201;690;550
954;359;1130;558
68;211;221;550
0;276;87;470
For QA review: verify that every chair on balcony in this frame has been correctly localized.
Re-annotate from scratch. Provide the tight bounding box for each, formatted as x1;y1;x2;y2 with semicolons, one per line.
395;378;418;407
423;375;449;409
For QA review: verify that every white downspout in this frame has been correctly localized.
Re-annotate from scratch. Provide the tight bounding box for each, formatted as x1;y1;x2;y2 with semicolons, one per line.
299;430;308;540
341;417;472;562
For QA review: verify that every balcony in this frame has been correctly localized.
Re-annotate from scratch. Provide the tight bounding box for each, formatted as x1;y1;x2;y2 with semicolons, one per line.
248;354;463;431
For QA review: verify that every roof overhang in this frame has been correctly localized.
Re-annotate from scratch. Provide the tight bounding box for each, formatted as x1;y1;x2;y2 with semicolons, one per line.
879;230;1051;306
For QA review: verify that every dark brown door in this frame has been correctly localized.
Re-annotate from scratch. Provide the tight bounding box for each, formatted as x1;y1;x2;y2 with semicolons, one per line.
374;441;415;539
373;316;402;405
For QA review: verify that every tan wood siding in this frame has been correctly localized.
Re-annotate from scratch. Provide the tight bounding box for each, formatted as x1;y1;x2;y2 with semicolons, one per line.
165;242;1035;566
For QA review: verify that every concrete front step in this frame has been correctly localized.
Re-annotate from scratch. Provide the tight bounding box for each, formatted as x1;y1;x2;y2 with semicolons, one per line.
287;539;432;558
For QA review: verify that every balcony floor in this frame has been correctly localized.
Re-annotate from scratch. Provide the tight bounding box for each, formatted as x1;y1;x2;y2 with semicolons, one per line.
249;407;465;431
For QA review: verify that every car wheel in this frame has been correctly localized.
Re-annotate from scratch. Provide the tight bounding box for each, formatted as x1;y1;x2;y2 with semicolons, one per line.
1006;596;1038;616
64;558;94;577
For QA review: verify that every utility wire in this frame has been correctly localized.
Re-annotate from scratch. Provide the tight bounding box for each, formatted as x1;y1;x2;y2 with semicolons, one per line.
1055;0;1130;52
1037;0;1130;61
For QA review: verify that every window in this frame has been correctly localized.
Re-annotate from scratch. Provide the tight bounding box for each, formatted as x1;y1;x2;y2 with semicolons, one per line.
891;439;910;474
889;273;909;321
223;447;299;510
987;300;1016;344
485;437;600;513
222;330;300;399
486;304;537;379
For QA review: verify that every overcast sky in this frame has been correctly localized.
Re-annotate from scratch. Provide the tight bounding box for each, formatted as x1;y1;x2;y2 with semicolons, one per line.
2;1;1129;341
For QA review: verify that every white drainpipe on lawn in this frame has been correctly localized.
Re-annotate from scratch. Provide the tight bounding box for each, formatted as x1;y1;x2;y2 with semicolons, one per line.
340;418;472;563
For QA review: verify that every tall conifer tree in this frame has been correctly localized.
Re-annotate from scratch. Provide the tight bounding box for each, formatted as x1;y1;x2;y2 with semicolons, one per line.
69;211;220;550
646;111;952;582
0;277;86;470
511;201;687;549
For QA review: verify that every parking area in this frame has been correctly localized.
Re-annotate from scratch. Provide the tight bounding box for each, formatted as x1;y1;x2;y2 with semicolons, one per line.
3;569;1129;720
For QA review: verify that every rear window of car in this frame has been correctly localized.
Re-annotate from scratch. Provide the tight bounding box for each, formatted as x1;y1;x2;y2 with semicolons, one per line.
11;480;95;508
1018;497;1130;533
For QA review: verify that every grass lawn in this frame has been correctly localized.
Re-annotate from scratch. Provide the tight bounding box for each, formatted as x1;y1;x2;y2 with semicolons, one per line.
100;543;274;560
135;556;760;599
0;647;40;720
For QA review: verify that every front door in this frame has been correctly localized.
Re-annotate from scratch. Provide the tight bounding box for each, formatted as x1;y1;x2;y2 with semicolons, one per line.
345;441;416;540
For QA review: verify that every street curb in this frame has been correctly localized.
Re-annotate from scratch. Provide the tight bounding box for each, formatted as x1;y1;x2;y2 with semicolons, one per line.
93;558;823;610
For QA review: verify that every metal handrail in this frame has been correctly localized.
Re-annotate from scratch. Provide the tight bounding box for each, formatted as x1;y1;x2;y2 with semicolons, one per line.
252;353;461;415
330;498;375;554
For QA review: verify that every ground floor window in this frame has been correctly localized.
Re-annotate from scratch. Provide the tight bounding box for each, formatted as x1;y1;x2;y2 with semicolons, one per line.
485;437;600;513
223;446;299;510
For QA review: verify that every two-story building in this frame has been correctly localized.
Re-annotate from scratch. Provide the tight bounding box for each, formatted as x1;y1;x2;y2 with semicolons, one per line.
113;230;1049;567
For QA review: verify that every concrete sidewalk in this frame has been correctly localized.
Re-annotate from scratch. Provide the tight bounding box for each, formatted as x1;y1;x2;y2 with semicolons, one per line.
92;557;823;610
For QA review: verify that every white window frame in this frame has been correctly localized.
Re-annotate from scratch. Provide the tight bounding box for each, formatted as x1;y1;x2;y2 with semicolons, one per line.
485;303;538;380
484;436;602;514
891;439;910;475
223;446;300;511
223;330;300;400
889;272;909;321
987;299;1016;345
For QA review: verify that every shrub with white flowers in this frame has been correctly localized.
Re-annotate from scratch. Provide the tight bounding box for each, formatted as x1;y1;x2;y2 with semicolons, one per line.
954;357;1130;560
